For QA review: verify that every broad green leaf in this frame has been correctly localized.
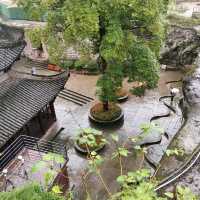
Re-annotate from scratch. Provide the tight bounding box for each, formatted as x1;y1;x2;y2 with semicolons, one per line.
52;185;62;194
116;175;126;184
31;161;46;173
111;134;119;142
164;192;174;199
118;147;130;157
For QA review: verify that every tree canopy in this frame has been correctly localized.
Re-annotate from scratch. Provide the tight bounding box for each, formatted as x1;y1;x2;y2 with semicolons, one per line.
18;0;169;107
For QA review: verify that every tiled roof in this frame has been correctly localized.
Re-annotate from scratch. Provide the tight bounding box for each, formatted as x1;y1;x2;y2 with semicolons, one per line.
0;43;25;72
0;74;68;148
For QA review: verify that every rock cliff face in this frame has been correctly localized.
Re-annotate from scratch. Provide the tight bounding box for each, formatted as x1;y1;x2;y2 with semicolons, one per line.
183;56;200;105
181;55;200;154
160;26;200;67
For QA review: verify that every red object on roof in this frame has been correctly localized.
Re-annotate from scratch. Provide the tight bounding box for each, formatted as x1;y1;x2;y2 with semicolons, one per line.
48;64;62;72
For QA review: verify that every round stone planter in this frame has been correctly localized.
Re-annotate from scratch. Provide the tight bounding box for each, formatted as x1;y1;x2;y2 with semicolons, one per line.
89;108;124;125
74;141;105;154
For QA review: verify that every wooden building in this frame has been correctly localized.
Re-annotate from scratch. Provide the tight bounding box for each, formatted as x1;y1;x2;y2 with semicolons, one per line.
0;24;69;151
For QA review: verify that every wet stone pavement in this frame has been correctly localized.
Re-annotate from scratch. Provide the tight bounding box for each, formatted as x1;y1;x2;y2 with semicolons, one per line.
163;162;200;196
8;58;185;198
156;60;200;196
146;98;184;167
52;77;183;199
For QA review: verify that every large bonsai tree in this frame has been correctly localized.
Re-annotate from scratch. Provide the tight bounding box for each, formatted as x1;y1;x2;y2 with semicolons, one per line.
18;0;168;111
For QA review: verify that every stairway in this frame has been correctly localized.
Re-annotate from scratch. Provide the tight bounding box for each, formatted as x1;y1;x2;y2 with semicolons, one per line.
58;89;94;106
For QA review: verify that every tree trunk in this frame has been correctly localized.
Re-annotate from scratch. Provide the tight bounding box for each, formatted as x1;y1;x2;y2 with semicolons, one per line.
103;101;109;111
98;15;107;73
98;16;109;111
97;55;107;73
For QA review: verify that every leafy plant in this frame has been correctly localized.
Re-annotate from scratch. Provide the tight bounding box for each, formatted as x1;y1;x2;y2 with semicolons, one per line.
74;59;88;71
137;122;164;142
31;152;65;191
166;148;185;157
111;169;166;200
80;122;178;199
26;27;43;49
88;151;104;173
116;169;150;187
0;184;65;200
61;60;75;69
176;186;198;200
164;186;199;200
85;60;99;73
76;128;107;151
46;37;66;66
131;86;146;97
1;121;198;199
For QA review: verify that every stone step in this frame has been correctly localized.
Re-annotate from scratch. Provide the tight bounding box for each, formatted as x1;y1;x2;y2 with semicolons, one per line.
58;89;94;106
58;94;84;106
59;92;88;104
60;89;93;102
65;89;94;100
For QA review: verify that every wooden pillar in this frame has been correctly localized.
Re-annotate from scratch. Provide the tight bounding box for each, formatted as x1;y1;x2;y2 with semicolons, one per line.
38;111;45;134
45;105;50;119
50;101;56;121
25;124;30;136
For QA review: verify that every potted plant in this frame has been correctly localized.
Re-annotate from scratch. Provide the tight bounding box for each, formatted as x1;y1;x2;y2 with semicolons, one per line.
47;49;62;72
45;37;64;72
131;82;147;97
74;128;106;154
26;28;43;58
89;65;125;124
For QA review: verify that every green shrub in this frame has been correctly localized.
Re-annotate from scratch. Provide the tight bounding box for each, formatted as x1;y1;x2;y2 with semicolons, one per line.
74;59;99;72
0;184;64;200
131;86;146;97
25;28;42;49
84;60;99;72
74;59;88;71
61;60;75;69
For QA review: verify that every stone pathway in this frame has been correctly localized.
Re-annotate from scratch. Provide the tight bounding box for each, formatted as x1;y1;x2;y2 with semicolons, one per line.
155;61;200;196
54;93;168;200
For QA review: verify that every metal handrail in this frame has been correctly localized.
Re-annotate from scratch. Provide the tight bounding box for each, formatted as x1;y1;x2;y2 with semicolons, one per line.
0;135;69;171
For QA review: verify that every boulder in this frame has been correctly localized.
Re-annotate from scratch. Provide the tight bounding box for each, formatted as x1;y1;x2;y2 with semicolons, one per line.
183;55;200;105
160;26;200;67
